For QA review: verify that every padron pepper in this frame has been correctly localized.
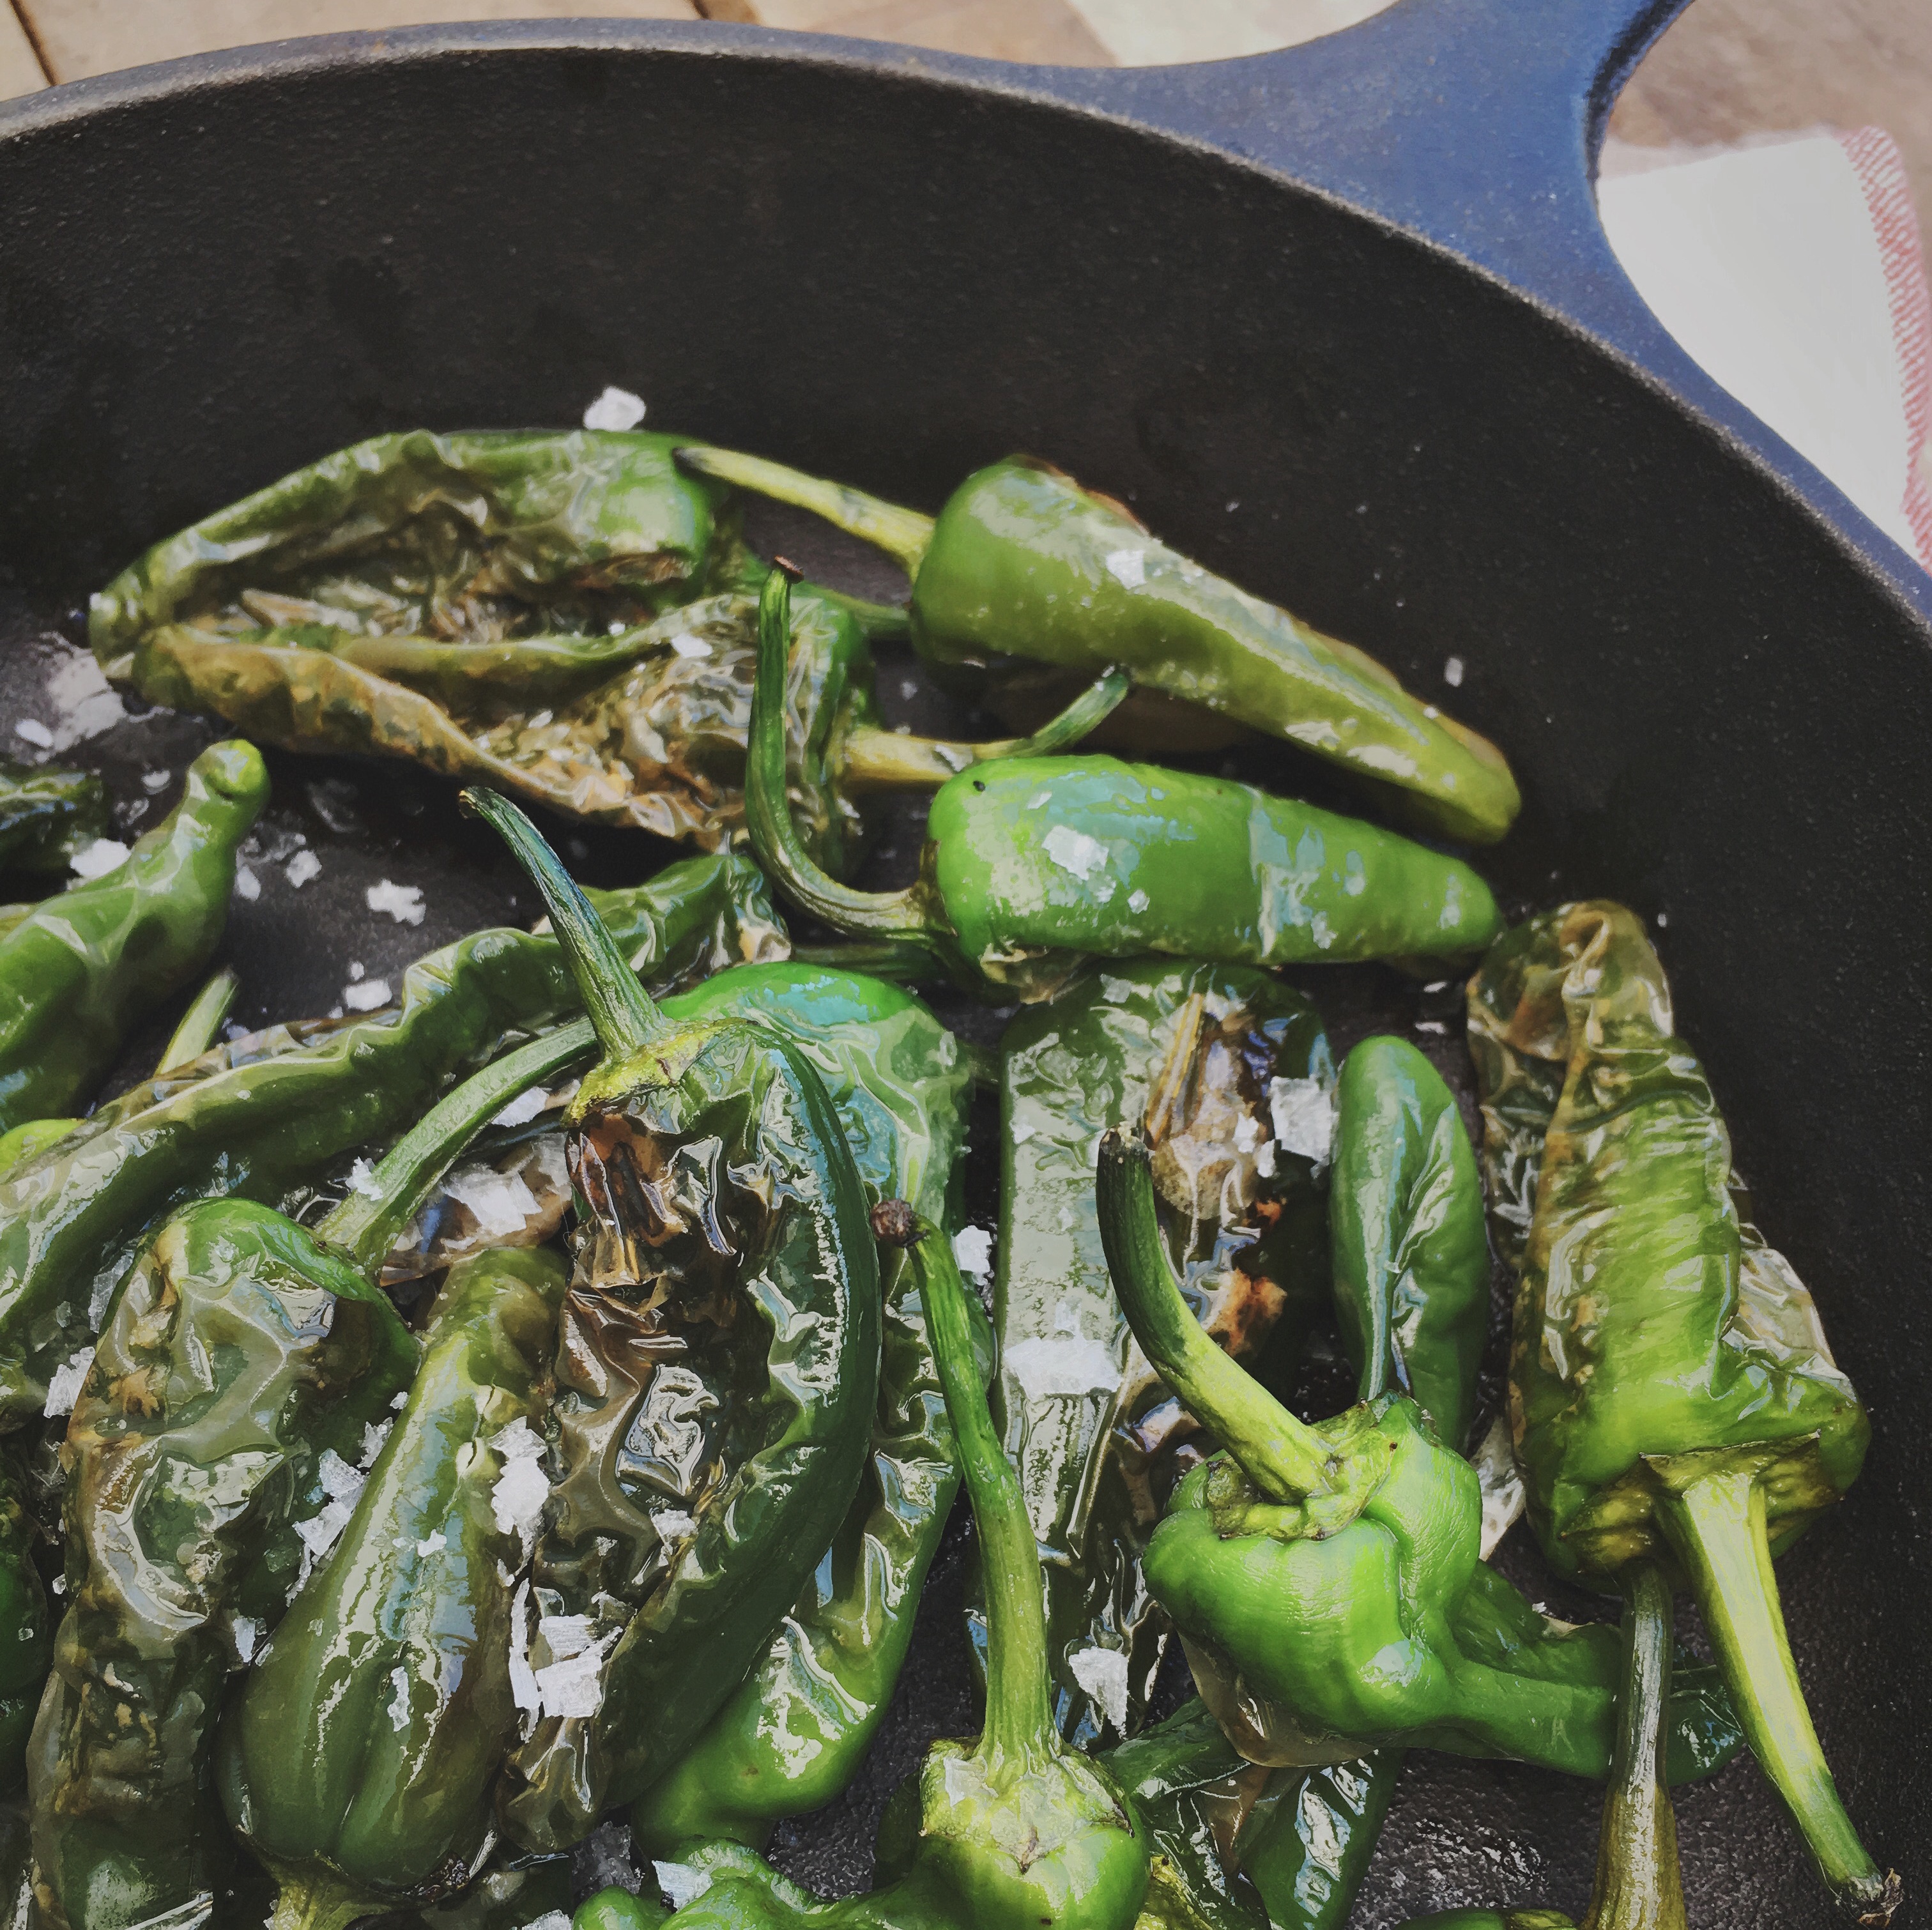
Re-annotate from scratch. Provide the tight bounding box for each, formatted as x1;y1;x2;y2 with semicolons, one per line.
0;850;780;1428
0;767;109;876
1466;902;1894;1921
639;1204;1149;1930
629;963;979;1851
679;446;1519;843
981;958;1333;1746
464;790;880;1854
91;429;1121;870
746;568;1501;1001
0;739;266;1134
1096;1131;1738;1785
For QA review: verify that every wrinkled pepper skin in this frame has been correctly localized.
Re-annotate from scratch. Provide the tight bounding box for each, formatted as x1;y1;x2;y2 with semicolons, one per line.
29;1201;420;1930
0;1460;48;1791
0;768;109;875
220;1248;569;1922
469;793;879;1857
1330;1035;1491;1455
631;965;977;1851
680;447;1519;843
988;960;1331;1747
1466;903;1893;1919
0;739;266;1133
0;851;781;1427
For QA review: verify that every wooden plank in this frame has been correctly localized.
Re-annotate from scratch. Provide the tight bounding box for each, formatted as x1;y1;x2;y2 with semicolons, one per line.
20;0;698;84
710;0;1113;65
0;4;48;98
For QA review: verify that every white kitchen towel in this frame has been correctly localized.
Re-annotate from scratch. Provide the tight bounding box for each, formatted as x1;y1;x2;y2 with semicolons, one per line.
1599;130;1932;571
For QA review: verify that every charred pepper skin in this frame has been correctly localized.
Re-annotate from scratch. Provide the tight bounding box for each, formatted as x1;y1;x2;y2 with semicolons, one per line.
466;792;879;1857
0;739;266;1133
0;851;781;1428
0;768;109;875
1467;903;1894;1922
678;447;1519;844
219;1246;570;1930
746;569;1499;1002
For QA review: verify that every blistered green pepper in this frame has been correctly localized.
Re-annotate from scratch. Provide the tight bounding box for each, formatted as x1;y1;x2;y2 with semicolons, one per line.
467;791;879;1855
1466;903;1892;1920
679;447;1519;843
0;850;781;1428
747;569;1499;1001
0;767;109;875
982;959;1331;1747
0;739;265;1133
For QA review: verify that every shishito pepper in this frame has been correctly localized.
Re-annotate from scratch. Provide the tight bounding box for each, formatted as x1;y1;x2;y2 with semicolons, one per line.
91;431;1121;871
1466;903;1894;1920
630;965;978;1851
638;1205;1149;1930
746;569;1500;1002
220;1243;570;1930
464;790;880;1855
0;851;781;1428
0;767;109;875
679;447;1519;843
27;1020;602;1930
983;959;1333;1747
0;739;266;1133
1096;1131;1736;1784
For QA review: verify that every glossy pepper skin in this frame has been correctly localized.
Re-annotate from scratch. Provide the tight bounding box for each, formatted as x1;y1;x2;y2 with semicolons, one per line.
0;850;780;1428
638;1206;1149;1930
30;1023;595;1930
220;1246;570;1930
0;767;109;875
0;739;266;1133
1466;903;1892;1921
1097;1133;1735;1785
745;569;1500;1002
631;965;979;1851
678;447;1519;844
466;791;879;1855
985;960;1332;1746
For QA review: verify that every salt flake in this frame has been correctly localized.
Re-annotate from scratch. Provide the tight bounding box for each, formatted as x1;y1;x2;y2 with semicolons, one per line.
583;385;646;431
1069;1644;1131;1734
1103;549;1146;589
234;866;261;902
416;1530;447;1558
70;838;128;880
318;1448;365;1506
443;1165;541;1237
367;880;425;925
1127;889;1149;914
43;1347;95;1418
1043;823;1108;882
1268;1076;1337;1174
509;1580;540;1714
491;1087;549;1130
951;1225;994;1283
536;1648;607;1719
668;633;712;659
13;720;51;748
1443;655;1465;688
387;1664;411;1731
285;850;322;889
342;979;392;1013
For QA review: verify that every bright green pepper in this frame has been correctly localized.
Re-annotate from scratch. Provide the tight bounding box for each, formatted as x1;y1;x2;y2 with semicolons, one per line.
466;791;880;1855
678;447;1519;843
0;739;265;1133
1466;902;1892;1920
0;767;109;875
983;959;1331;1747
220;1244;570;1930
0;850;781;1428
746;569;1499;1001
640;1204;1149;1930
1096;1131;1735;1784
630;963;978;1851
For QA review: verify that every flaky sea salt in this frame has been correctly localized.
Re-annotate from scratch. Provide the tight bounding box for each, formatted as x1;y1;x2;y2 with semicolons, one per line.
491;1087;548;1130
367;880;425;925
285;850;322;889
1443;655;1465;687
13;720;51;748
1069;1644;1131;1734
444;1165;540;1237
416;1531;447;1558
234;866;261;902
583;386;646;431
1002;1334;1119;1402
1127;889;1149;914
70;838;128;880
318;1448;365;1505
1103;549;1146;588
231;1615;260;1665
509;1580;540;1715
1268;1075;1337;1174
388;1665;412;1731
43;1347;94;1418
348;1158;385;1200
535;1650;605;1719
361;1419;394;1468
1043;824;1108;882
491;1420;549;1553
951;1225;994;1283
342;979;392;1013
668;633;712;659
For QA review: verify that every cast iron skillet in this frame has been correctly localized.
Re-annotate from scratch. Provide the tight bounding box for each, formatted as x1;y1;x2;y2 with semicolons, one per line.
0;1;1926;1924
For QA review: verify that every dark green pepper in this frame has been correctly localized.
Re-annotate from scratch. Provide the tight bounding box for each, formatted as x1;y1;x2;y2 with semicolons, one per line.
0;850;781;1428
220;1243;570;1930
678;447;1519;843
0;739;266;1133
1466;903;1892;1920
466;790;880;1855
1096;1131;1735;1784
747;568;1500;1001
639;1205;1149;1930
0;767;109;875
0;1461;48;1796
629;964;977;1851
984;958;1332;1747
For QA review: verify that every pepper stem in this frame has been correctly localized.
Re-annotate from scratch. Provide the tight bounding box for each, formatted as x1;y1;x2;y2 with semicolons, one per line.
319;1020;594;1272
1096;1130;1336;1501
463;787;666;1060
157;967;239;1073
746;567;933;946
1579;1562;1687;1930
1656;1467;1897;1922
677;445;936;579
264;1867;390;1930
887;1203;1056;1759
